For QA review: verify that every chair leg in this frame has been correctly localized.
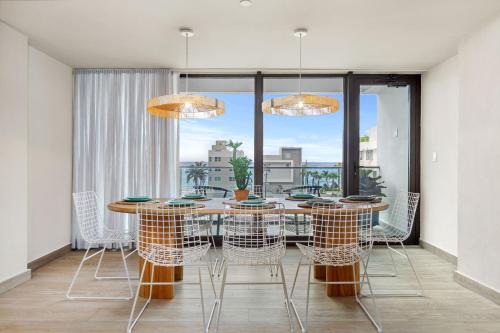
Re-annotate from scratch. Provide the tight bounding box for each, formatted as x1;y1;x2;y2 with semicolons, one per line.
66;245;92;299
66;244;133;300
119;242;134;298
278;262;295;332
303;261;312;333
400;241;424;296
127;262;149;333
365;234;398;278
206;227;219;277
215;262;228;333
94;242;138;280
198;267;207;333
356;256;384;333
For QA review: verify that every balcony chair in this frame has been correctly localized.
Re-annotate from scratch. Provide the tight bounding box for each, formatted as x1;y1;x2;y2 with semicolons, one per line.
289;204;383;333
67;191;136;300
127;202;217;333
215;203;294;332
363;191;423;297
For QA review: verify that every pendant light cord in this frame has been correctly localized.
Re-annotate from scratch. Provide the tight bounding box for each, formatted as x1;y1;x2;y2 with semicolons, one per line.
299;34;302;96
185;34;189;95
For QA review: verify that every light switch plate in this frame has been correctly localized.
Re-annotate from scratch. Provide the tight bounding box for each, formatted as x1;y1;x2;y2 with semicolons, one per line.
432;152;437;162
394;128;399;138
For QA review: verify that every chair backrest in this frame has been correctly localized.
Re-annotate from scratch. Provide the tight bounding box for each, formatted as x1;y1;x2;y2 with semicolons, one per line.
252;184;266;199
136;202;204;266
387;191;420;240
222;203;286;264
73;191;101;243
307;204;372;265
194;185;229;198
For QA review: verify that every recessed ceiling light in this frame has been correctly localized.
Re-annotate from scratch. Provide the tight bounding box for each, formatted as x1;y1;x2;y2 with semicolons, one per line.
240;0;253;7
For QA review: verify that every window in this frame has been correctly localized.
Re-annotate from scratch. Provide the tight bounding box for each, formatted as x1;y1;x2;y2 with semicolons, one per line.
179;76;254;194
366;150;373;160
263;77;344;197
229;177;235;181
360;151;364;160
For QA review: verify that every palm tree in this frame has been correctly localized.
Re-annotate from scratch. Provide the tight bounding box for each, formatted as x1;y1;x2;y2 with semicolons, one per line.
310;171;320;187
321;170;330;188
225;140;243;160
186;161;208;187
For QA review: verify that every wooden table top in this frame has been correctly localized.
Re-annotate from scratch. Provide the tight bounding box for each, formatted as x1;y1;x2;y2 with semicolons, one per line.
107;197;389;215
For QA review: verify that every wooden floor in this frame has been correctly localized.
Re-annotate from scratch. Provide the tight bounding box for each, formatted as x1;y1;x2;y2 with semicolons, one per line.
1;247;500;333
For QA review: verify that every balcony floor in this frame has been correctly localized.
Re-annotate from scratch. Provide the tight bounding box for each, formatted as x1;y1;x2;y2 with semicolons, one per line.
1;248;499;332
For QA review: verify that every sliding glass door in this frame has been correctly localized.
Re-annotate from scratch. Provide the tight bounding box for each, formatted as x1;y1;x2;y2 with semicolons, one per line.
346;75;421;243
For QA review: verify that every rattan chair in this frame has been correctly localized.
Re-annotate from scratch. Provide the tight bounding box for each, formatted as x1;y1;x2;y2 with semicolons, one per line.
215;203;294;332
289;204;383;333
127;202;217;333
67;191;135;300
364;191;422;297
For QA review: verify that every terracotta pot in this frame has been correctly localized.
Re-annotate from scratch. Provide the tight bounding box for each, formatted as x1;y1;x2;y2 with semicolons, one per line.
234;189;249;201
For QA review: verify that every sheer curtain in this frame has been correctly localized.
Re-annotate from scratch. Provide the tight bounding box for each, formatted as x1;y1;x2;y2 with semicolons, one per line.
72;69;179;249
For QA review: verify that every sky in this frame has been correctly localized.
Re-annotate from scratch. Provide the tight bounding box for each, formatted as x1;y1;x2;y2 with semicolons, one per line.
179;92;378;163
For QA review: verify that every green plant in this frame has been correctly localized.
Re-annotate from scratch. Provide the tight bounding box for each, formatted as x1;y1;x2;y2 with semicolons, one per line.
359;169;386;196
186;161;208;187
226;141;252;190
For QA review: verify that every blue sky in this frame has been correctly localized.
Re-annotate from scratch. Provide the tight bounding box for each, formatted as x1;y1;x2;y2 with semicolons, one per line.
179;93;378;162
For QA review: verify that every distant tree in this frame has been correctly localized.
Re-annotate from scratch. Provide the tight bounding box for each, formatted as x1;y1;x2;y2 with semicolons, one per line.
360;135;370;143
186;161;208;187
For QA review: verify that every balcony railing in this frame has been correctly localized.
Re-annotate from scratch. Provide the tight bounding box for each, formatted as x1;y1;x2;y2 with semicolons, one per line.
179;165;382;197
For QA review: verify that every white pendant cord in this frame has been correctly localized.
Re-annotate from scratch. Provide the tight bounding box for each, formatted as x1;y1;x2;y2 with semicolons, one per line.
298;34;302;96
185;34;189;96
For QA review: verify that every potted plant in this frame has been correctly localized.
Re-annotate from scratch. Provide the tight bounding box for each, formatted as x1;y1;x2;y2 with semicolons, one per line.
226;140;252;201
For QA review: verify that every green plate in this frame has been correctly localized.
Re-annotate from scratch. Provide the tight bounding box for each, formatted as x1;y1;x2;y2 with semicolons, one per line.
166;199;196;207
291;193;315;199
247;194;260;200
305;199;336;205
182;194;205;199
240;199;267;206
124;196;152;202
346;195;377;202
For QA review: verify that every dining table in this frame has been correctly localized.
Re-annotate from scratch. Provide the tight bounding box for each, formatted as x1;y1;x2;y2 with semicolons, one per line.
107;197;389;299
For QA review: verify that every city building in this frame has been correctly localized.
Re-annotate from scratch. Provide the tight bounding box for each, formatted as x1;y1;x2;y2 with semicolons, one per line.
207;140;243;189
360;127;378;168
264;147;302;194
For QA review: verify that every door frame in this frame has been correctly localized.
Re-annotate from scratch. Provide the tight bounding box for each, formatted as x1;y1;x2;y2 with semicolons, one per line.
346;74;421;244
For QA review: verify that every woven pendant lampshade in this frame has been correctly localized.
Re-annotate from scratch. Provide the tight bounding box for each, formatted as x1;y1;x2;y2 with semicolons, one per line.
147;28;225;119
262;28;339;116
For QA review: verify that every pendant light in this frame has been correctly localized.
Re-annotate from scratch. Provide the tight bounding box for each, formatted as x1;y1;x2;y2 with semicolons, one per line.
148;28;225;119
262;28;339;116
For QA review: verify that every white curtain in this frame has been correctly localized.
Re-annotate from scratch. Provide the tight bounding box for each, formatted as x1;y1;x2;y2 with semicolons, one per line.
72;69;179;249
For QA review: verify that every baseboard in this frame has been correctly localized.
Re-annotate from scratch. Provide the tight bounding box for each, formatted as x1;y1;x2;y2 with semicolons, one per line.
27;244;71;271
419;239;457;265
454;271;500;305
0;269;31;294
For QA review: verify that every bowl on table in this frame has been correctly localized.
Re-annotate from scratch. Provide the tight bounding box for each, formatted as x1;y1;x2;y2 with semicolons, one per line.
181;193;207;200
289;193;316;200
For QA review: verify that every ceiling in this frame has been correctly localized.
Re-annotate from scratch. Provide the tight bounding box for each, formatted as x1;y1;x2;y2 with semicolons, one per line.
1;0;500;71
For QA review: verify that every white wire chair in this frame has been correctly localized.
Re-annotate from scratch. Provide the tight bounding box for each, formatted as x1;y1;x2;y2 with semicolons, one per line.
364;191;422;297
67;191;136;300
127;202;217;333
252;184;266;199
193;187;223;277
289;204;383;333
215;203;294;332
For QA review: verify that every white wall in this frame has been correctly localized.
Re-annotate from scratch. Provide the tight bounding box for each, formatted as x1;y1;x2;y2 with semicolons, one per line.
420;56;459;256
28;47;72;262
0;22;29;282
457;14;500;292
